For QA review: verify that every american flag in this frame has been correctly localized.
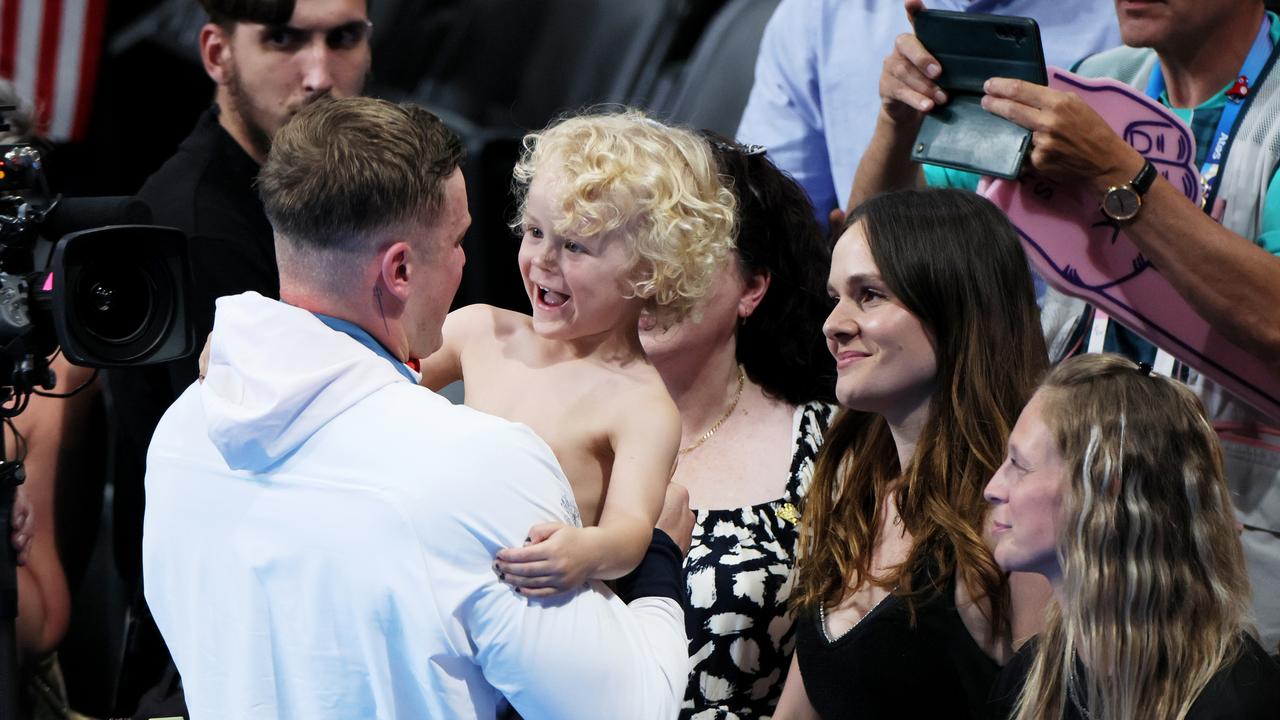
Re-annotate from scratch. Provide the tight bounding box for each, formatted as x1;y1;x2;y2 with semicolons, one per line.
0;0;108;142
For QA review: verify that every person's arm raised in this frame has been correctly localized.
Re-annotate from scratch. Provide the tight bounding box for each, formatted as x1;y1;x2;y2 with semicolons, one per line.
737;0;841;222
848;0;940;208
981;77;1280;369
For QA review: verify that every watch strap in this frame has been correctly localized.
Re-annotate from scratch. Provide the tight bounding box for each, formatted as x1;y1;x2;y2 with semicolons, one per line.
1131;159;1157;196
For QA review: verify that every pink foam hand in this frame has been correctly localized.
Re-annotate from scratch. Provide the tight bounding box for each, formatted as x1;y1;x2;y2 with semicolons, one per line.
981;67;1280;422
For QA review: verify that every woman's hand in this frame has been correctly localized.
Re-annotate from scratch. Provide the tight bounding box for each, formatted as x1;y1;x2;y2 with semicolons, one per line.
10;484;34;566
494;523;596;598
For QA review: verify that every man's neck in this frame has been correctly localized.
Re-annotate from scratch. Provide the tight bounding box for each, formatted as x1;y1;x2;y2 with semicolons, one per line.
281;287;407;362
1158;5;1268;108
215;93;269;165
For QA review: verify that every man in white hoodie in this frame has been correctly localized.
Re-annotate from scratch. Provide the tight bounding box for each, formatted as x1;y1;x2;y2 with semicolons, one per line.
141;97;692;719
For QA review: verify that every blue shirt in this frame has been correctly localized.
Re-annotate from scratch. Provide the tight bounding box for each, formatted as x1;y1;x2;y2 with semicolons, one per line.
313;311;420;384
736;0;1123;229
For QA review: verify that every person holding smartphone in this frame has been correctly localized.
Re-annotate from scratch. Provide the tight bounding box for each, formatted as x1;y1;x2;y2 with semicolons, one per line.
853;0;1280;653
736;0;1121;233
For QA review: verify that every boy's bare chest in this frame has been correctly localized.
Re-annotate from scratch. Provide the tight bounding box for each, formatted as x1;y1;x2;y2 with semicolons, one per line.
464;357;609;424
462;358;617;514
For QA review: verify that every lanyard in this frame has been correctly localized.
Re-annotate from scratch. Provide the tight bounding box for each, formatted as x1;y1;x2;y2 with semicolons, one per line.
1087;310;1176;378
1145;15;1274;208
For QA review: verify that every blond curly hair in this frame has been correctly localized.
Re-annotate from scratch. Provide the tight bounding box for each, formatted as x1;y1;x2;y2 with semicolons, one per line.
511;109;737;321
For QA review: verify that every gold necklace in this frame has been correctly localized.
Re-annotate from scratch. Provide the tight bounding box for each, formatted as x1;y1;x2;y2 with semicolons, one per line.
678;365;745;456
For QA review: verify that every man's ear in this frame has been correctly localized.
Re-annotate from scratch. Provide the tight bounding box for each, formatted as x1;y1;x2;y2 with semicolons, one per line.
199;23;233;86
378;241;414;303
739;271;771;318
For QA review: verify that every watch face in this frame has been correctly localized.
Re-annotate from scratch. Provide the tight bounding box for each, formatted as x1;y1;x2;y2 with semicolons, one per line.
1103;187;1140;221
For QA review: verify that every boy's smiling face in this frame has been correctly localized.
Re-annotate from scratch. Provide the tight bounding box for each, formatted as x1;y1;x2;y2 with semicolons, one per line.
517;168;645;344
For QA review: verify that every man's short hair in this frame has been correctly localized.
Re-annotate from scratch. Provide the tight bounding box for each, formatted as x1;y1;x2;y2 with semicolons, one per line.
198;0;375;29
198;0;295;29
258;97;465;255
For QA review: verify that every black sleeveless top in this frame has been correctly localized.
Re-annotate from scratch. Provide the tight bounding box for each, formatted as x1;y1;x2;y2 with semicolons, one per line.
795;567;1000;719
987;633;1280;720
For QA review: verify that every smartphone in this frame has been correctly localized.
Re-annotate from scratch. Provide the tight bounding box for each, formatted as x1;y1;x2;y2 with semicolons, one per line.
909;10;1047;180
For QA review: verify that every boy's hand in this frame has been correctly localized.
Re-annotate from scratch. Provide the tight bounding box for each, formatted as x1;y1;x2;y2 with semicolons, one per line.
494;523;594;598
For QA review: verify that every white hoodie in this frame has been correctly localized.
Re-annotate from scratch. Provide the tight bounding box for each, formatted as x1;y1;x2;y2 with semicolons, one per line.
143;292;687;719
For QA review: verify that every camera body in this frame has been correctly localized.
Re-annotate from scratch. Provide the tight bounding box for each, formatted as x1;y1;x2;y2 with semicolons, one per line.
0;108;197;719
0;140;194;399
0;274;32;340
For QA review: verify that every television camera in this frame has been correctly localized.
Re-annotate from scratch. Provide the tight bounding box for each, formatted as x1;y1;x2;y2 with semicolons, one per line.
0;103;194;716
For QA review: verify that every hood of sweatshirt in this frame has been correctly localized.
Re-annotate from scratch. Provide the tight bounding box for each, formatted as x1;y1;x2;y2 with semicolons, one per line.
200;292;413;472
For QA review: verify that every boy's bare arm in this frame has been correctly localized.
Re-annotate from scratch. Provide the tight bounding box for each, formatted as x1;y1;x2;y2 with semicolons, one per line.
592;392;680;577
494;391;680;595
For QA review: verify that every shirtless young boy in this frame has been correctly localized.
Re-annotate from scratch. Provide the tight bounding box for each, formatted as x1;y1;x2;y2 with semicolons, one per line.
418;110;736;596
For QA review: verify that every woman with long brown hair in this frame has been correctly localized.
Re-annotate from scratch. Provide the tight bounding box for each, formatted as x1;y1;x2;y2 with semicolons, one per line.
774;188;1051;719
985;353;1280;720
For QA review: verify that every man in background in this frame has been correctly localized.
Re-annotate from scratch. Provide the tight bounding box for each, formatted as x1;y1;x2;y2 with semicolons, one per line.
737;0;1122;231
854;0;1280;650
107;1;371;714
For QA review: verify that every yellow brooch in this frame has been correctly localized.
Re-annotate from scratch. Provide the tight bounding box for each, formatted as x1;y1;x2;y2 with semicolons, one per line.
777;502;800;525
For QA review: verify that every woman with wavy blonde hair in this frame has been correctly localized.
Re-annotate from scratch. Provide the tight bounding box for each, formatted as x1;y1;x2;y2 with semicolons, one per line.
985;353;1280;720
775;188;1052;719
419;108;737;595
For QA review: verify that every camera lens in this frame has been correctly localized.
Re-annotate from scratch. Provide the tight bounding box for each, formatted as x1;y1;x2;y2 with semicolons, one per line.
51;225;193;368
75;262;156;344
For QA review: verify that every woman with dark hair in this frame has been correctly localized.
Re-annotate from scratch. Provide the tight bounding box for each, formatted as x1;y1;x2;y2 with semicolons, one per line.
639;132;835;719
985;353;1280;720
775;188;1052;719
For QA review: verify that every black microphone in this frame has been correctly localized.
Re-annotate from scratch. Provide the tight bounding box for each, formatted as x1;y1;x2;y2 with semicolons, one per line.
40;196;152;241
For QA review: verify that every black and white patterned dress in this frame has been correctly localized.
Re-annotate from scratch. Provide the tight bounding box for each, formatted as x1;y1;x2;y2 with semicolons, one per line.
681;401;835;720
